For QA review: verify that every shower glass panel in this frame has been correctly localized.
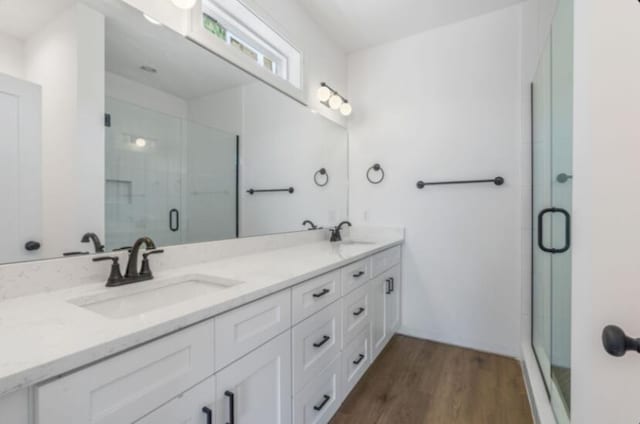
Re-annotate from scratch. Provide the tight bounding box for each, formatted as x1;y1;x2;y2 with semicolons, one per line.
531;0;573;422
105;97;238;251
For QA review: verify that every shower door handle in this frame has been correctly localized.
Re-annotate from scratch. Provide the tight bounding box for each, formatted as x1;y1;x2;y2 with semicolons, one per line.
537;207;571;253
169;209;180;232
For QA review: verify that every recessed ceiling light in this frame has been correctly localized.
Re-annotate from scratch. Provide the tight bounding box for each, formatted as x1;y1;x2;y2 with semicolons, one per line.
140;65;158;74
143;14;161;25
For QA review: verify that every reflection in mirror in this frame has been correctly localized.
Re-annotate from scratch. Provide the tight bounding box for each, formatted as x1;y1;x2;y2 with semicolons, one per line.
0;0;348;265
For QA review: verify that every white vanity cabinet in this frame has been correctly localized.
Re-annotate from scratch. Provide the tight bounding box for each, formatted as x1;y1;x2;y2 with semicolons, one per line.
23;245;402;424
36;320;215;424
371;250;402;359
372;265;402;359
134;376;215;424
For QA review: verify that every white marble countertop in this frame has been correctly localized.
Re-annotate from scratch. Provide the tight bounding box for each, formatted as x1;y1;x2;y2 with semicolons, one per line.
0;233;403;397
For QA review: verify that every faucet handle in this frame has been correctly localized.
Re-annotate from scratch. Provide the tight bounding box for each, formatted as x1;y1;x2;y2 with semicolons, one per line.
142;249;165;259
140;249;164;277
93;256;124;287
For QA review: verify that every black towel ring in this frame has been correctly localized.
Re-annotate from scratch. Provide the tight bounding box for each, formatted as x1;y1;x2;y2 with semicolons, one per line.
314;168;329;187
367;163;385;184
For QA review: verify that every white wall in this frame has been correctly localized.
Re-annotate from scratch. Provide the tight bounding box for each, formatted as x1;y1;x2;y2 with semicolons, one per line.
348;5;523;357
571;1;640;422
187;86;243;135
23;4;105;258
0;33;24;79
241;82;348;236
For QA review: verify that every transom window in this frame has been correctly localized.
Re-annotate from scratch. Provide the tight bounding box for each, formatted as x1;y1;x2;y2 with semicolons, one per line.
201;0;302;89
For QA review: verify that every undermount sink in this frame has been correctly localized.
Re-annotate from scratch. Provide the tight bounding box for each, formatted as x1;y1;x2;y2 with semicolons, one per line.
69;274;242;319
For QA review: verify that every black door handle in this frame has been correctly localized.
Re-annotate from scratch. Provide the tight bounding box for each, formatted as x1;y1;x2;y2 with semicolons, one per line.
202;407;213;424
353;307;365;316
25;241;41;251
313;335;331;348
602;325;640;357
224;390;235;424
537;207;571;253
385;278;392;294
169;208;180;232
390;277;395;292
353;353;365;365
312;288;330;298
352;271;365;278
313;395;331;411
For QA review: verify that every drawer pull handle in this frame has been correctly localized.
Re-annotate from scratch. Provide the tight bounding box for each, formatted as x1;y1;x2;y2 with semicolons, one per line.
225;390;235;424
312;288;331;298
385;278;392;294
313;395;331;411
352;271;365;278
313;335;331;348
353;307;365;316
202;407;213;424
353;353;365;365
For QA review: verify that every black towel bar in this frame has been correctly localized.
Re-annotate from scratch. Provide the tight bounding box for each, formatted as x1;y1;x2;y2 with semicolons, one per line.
416;177;504;189
247;187;295;195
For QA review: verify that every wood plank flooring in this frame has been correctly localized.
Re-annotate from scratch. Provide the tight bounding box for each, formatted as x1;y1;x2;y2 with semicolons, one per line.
331;335;533;424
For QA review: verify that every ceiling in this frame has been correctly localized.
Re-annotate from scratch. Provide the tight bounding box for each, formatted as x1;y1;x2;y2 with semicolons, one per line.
0;0;77;38
296;0;524;52
105;13;255;100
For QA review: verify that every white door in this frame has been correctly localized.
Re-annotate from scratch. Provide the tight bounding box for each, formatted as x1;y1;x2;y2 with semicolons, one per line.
215;331;292;424
135;376;215;424
385;266;401;335
572;1;640;423
0;73;41;263
371;275;387;358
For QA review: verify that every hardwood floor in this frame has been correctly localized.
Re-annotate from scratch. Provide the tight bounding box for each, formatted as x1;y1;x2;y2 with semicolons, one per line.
331;335;533;424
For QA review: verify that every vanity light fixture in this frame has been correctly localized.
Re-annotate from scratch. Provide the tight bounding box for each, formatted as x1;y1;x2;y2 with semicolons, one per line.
171;0;197;10
318;82;352;117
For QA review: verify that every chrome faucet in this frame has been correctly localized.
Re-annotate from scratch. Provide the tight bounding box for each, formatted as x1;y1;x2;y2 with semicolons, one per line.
81;232;104;253
329;221;352;242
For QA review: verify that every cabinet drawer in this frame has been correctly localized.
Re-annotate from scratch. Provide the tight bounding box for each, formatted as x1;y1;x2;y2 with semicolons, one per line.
371;246;401;277
340;258;371;295
293;355;342;424
342;328;370;394
36;320;215;424
292;270;341;324
292;301;342;393
215;289;291;371
135;376;215;424
342;283;371;347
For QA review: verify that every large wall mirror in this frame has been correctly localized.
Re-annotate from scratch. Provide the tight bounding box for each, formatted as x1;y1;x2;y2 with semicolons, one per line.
0;0;348;264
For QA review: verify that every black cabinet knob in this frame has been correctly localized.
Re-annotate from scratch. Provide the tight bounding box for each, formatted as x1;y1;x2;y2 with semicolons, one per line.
25;241;41;251
602;325;640;357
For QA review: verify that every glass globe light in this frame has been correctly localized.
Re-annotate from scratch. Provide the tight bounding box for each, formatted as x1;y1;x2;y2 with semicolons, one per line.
329;94;343;110
340;102;352;116
317;85;332;102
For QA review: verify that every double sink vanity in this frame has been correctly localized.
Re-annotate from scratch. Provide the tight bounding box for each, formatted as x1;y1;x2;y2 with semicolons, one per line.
0;228;404;424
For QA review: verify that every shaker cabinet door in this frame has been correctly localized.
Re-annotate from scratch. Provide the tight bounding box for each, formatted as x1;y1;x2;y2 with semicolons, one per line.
215;331;292;424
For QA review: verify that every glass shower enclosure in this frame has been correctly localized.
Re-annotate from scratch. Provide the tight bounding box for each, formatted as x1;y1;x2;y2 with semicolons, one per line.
104;97;238;251
531;0;573;422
